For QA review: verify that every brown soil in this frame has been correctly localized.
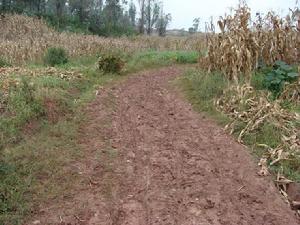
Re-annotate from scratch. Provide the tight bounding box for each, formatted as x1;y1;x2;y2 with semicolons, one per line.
43;98;64;124
22;119;41;136
28;67;299;225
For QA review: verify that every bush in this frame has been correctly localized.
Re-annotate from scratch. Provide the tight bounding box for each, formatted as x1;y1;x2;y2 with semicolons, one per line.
44;47;68;66
97;52;125;74
0;57;11;68
175;51;199;64
263;61;299;96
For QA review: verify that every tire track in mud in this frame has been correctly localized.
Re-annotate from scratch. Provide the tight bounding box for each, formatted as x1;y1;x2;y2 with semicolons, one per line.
29;67;299;225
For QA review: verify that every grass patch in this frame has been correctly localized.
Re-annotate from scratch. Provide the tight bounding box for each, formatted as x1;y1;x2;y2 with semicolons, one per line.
177;68;229;125
126;50;199;73
0;119;82;225
0;78;44;148
0;57;12;68
178;68;300;182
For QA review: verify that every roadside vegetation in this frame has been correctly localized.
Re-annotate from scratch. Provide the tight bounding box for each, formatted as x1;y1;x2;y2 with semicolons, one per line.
179;2;300;212
179;66;300;181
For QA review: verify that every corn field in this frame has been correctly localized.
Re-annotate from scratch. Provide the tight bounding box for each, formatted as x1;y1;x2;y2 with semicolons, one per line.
202;2;300;82
0;14;205;65
202;2;300;205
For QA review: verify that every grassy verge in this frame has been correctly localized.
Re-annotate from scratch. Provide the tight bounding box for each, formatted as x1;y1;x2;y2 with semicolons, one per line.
178;68;300;182
126;50;200;73
177;68;229;125
0;50;198;225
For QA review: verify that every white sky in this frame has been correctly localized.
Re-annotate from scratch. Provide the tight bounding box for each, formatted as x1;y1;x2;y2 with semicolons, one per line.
134;0;299;30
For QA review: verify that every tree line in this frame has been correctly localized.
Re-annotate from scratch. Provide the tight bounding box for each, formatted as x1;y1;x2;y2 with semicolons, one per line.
0;0;172;36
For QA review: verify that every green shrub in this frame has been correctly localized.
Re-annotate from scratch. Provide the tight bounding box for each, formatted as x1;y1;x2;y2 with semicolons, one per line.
175;51;199;64
44;47;68;66
97;52;125;74
263;61;298;96
0;57;11;68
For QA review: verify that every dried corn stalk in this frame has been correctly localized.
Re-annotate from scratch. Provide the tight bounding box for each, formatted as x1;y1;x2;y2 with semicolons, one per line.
215;84;300;176
202;2;299;82
0;67;83;101
0;14;206;65
280;67;300;103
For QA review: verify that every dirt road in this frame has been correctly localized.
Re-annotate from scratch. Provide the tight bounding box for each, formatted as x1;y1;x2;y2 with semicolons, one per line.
31;67;299;225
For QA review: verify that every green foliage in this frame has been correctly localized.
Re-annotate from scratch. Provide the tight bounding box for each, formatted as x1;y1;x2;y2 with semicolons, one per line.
156;13;172;37
175;51;199;63
263;61;299;96
97;52;125;74
125;51;199;73
0;78;43;148
251;72;265;90
178;69;229;124
0;57;12;68
0;160;26;225
44;47;69;67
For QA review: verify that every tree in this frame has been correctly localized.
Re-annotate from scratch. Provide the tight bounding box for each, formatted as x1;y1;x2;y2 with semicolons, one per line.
156;10;171;36
53;0;67;19
69;0;93;23
138;0;145;34
92;0;103;12
188;17;200;34
128;0;136;26
193;17;200;32
97;0;135;36
145;0;160;35
188;27;195;34
104;0;122;26
0;0;137;36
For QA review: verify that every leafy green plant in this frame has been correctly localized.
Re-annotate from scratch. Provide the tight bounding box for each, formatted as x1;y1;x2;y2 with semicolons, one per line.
97;52;125;74
44;47;69;66
0;57;11;68
263;61;298;96
175;51;199;64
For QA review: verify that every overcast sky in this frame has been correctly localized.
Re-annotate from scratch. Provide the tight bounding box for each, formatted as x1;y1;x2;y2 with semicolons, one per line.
135;0;298;30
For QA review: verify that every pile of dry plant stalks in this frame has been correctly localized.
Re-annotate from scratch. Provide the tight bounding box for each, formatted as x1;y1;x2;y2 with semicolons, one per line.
215;84;300;201
0;67;83;98
280;76;300;104
0;14;205;65
202;2;300;82
215;83;300;214
0;66;83;80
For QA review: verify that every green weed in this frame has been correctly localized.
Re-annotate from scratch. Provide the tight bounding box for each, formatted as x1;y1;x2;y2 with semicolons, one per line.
44;47;69;67
178;69;229;125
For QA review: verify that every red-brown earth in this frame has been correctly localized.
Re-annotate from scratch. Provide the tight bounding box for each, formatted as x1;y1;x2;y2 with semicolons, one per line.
28;67;299;225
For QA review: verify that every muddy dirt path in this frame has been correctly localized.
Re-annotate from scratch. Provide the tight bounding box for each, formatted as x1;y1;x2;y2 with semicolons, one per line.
31;67;299;225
